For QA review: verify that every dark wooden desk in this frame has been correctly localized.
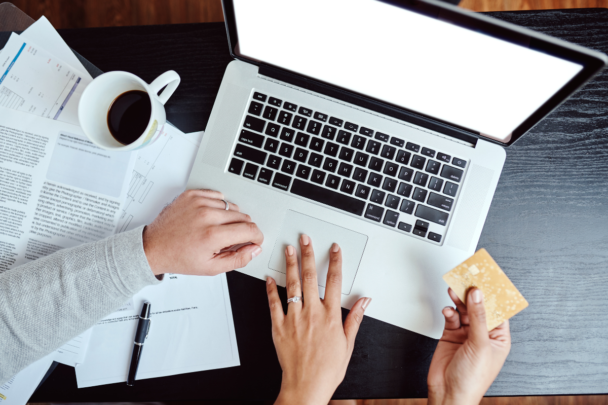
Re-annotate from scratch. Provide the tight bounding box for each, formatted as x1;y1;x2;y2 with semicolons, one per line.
18;8;608;400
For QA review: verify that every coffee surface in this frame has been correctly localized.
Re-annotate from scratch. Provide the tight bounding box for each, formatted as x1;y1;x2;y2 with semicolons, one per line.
107;90;151;145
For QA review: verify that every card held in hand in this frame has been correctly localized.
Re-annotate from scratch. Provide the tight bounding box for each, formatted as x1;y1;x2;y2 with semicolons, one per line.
443;248;528;331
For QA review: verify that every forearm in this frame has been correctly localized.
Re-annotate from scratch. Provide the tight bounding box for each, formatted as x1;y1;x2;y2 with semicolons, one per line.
0;226;159;383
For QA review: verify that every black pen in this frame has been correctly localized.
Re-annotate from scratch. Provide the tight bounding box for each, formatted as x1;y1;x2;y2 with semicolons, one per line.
126;301;151;386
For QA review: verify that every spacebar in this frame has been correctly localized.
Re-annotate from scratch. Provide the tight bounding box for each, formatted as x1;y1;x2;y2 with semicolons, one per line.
290;179;365;216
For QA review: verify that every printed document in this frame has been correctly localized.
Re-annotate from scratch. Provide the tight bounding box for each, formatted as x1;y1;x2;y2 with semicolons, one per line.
0;353;54;405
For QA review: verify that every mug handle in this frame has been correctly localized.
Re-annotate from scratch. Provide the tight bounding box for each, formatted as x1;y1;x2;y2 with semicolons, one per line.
149;70;181;105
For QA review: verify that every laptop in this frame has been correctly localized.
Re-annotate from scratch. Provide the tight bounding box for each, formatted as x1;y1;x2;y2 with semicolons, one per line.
187;0;606;338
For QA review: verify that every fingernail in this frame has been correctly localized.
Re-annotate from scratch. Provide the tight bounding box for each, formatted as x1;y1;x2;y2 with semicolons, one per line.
362;297;372;310
301;234;310;246
444;306;455;316
472;289;483;304
332;243;340;253
286;245;295;256
266;276;272;285
251;246;262;259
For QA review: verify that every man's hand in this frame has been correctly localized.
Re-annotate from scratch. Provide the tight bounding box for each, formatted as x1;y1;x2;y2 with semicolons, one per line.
427;288;511;405
143;189;263;276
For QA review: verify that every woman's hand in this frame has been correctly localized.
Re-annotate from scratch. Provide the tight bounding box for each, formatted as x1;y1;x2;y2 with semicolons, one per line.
266;235;372;405
143;189;264;276
427;288;511;405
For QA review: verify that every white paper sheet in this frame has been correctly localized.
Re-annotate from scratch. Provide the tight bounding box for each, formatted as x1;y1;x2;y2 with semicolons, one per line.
53;328;92;367
0;353;54;405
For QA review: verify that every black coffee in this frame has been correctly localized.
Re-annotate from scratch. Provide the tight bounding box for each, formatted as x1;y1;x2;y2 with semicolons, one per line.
107;90;152;145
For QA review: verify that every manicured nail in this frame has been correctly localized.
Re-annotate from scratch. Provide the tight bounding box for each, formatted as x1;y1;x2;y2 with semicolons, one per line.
472;289;483;304
444;306;455;317
332;243;340;253
266;276;272;285
251;246;262;259
301;234;310;246
362;297;372;310
286;245;295;256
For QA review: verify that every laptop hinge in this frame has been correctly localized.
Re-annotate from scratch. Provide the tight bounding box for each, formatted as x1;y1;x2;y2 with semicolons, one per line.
258;63;479;147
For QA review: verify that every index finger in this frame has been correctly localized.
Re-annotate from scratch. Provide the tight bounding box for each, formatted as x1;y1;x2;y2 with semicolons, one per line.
323;243;343;310
209;222;264;251
300;234;320;305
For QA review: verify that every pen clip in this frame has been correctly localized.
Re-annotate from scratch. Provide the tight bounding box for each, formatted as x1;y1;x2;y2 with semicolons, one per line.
145;319;151;340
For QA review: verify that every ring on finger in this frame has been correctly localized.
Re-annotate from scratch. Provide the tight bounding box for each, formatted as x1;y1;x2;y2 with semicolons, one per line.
221;199;230;210
287;296;302;304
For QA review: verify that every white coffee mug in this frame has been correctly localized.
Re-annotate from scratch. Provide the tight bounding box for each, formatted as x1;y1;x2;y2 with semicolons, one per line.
78;70;180;151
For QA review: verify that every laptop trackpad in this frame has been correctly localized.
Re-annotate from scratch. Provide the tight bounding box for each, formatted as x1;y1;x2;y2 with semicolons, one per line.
268;210;368;295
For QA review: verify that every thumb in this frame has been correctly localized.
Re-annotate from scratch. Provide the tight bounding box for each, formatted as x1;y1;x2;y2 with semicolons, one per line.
466;288;489;346
344;297;372;351
213;244;262;273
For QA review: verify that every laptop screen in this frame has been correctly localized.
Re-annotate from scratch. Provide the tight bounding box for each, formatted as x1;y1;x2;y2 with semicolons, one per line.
231;0;583;143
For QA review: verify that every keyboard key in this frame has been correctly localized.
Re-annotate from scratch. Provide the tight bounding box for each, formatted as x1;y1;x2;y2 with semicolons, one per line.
314;112;328;122
398;166;414;182
324;142;339;157
329;117;343;127
428;232;442;243
399;199;415;214
412;187;427;202
368;157;384;172
413;172;429;187
338;162;353;177
311;169;326;184
360;127;374;136
416;220;429;230
294;148;309;163
390;137;405;147
265;123;280;137
355;184;371;199
244;115;265;132
452;157;467;168
258;168;273;184
310;138;325;152
351;135;366;150
440;165;464;182
308;152;323;167
269;97;282;107
339;147;354;162
264;137;279;153
381;145;397;160
406;142;420;153
278;143;294;158
353;152;369;167
253;92;267;102
295;132;310;147
396;150;411;165
280;127;295;142
382;177;397;192
340;179;356;194
263;105;278;121
411;155;426;169
243;162;259;180
415;205;449;226
428;177;443;192
345;122;359;132
425;160;441;175
291;179;365;215
375;132;390;142
370;189;385;204
428;192;454;212
323;157;338;172
234;144;267;164
397;182;413;198
367;172;383;187
281;159;296;174
337;130;351;145
385;194;400;209
248;101;263;116
267;155;282;170
239;129;264;148
353;167;368;182
296;164;311;180
421;147;435;158
307;120;322;135
284;102;297;112
321;125;336;140
366;140;381;155
383;162;399;177
437;152;451;163
364;203;384;222
443;181;459;197
413;228;427;237
278;111;293;125
229;158;244;175
272;173;291;191
326;174;341;189
292;116;307;130
398;222;412;232
298;107;313;117
383;210;399;227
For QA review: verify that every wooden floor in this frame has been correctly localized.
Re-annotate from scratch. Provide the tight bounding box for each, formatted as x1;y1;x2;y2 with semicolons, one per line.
10;0;608;404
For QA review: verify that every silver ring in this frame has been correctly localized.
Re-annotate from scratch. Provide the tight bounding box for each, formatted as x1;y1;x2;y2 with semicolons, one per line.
221;199;229;210
287;296;302;304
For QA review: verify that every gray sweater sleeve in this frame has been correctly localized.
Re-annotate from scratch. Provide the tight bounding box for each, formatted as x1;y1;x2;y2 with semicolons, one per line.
0;225;161;383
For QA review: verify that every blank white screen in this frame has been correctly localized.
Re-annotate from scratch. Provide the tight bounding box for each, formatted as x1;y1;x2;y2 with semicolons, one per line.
233;0;582;142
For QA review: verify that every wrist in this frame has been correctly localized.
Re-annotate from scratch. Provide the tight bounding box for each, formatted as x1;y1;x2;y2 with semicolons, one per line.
142;226;164;276
276;374;334;405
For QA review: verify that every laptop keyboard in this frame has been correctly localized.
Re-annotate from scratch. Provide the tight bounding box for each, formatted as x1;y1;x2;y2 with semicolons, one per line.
227;90;468;245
